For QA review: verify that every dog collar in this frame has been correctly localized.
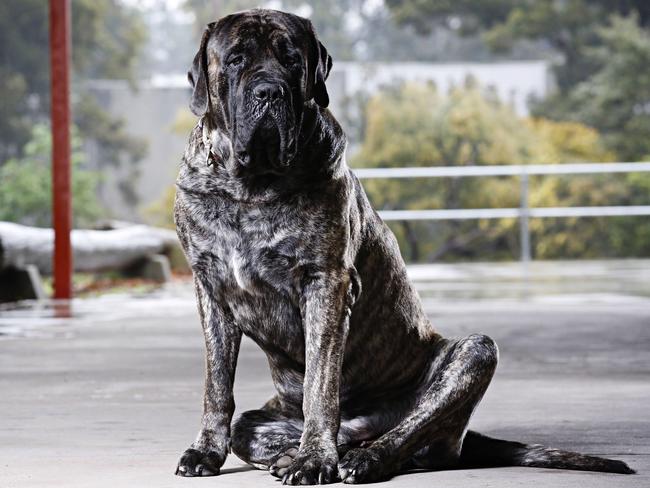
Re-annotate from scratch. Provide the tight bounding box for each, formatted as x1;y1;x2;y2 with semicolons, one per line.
200;116;217;167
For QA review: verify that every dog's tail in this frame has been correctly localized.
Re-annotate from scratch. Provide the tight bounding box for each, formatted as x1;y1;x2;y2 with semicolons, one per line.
460;430;635;474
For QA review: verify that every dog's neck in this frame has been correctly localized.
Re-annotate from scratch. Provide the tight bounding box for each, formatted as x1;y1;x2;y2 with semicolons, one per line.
181;104;347;204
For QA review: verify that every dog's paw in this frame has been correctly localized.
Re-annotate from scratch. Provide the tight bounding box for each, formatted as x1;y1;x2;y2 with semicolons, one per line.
269;446;299;479
338;447;394;484
175;447;224;477
277;445;338;485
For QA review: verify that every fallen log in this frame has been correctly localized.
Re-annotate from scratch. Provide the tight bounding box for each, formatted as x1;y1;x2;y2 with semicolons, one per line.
0;221;179;274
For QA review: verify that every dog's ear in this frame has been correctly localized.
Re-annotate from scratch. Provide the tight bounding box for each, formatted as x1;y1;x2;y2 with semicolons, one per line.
313;40;332;107
304;20;332;108
187;24;215;117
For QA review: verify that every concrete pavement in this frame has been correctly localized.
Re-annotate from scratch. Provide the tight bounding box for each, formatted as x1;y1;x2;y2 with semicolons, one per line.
1;261;649;487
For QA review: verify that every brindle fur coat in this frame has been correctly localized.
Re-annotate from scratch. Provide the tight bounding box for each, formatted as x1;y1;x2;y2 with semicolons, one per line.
174;8;635;485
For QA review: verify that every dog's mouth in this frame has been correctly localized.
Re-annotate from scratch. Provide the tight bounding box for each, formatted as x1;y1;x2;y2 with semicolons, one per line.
241;116;294;173
233;88;297;176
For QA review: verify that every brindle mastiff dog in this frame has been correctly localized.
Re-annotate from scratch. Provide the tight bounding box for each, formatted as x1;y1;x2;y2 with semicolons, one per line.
174;9;634;484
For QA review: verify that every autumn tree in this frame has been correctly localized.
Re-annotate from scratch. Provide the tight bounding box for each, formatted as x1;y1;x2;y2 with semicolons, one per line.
352;81;649;261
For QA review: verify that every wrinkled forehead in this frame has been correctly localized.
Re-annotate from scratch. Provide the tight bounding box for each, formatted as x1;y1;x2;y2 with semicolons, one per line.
212;10;308;55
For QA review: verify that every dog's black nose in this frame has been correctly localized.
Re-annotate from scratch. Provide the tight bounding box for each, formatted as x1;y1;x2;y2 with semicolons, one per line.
253;82;284;101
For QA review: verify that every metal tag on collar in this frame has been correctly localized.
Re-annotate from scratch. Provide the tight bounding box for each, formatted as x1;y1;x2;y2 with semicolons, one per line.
200;116;216;167
206;150;216;167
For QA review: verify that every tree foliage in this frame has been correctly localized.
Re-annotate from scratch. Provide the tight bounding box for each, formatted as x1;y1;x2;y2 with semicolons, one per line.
183;0;543;63
385;0;650;81
0;0;147;199
385;1;650;161
538;14;650;161
352;81;649;261
0;125;102;228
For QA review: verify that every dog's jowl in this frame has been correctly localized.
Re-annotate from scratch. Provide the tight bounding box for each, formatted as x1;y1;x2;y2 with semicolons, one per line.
173;8;634;484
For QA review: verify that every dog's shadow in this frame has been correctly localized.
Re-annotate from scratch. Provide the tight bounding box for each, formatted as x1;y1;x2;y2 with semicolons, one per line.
219;465;256;475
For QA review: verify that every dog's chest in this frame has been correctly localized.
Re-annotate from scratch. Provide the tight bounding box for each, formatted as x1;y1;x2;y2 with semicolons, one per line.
219;226;300;297
211;213;300;290
183;194;310;339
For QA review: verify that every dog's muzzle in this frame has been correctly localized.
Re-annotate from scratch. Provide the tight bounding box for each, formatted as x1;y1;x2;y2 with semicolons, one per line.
233;79;296;175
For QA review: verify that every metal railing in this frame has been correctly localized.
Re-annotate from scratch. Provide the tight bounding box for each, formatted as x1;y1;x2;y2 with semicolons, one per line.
353;162;650;262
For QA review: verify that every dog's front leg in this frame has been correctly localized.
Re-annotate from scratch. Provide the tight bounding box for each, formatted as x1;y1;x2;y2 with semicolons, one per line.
282;269;358;485
176;275;242;477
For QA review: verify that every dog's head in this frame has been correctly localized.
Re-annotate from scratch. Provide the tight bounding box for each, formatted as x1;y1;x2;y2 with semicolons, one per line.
188;9;332;176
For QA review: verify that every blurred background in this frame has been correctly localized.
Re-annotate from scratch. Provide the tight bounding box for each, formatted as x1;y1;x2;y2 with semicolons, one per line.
2;0;650;270
1;3;649;487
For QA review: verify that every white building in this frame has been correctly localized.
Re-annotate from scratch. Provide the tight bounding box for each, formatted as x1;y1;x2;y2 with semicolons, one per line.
329;61;551;116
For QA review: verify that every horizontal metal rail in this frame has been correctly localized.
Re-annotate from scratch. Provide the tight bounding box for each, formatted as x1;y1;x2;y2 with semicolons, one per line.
378;206;650;221
353;162;650;179
352;162;650;261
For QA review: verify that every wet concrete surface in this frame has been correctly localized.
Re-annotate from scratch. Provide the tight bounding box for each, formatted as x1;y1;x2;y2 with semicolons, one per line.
1;261;649;487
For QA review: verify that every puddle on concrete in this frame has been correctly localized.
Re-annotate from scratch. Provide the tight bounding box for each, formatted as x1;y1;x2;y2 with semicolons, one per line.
0;282;197;339
1;261;648;339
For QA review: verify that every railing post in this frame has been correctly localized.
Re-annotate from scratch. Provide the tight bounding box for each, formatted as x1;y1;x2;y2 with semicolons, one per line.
519;172;531;262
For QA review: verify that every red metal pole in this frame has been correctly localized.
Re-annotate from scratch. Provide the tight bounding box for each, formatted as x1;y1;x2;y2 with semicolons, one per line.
49;0;73;299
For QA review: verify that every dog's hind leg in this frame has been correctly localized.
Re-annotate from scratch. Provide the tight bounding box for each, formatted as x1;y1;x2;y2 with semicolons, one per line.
231;399;304;476
231;398;382;480
338;334;498;484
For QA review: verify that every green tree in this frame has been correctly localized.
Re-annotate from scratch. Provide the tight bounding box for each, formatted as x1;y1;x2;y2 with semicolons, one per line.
0;0;147;200
0;124;102;227
183;0;542;63
545;14;650;161
385;0;650;90
385;1;650;161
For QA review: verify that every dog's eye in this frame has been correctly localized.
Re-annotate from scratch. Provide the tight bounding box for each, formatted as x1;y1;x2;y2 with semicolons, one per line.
282;53;302;69
226;55;245;68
